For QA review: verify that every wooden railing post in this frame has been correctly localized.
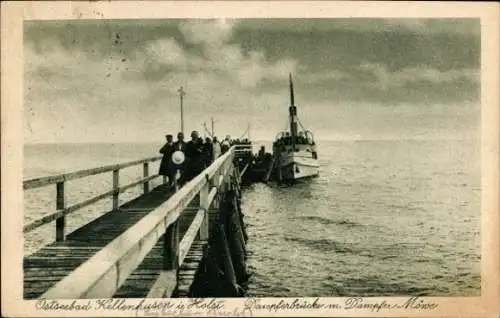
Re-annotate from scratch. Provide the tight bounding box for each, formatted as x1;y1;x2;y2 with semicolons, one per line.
199;177;210;240
225;154;234;191
213;169;220;209
112;169;119;211
143;162;150;194
234;161;241;183
55;182;66;241
163;221;179;270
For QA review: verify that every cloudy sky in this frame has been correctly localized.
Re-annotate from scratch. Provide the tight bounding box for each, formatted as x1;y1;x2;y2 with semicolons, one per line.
24;18;480;143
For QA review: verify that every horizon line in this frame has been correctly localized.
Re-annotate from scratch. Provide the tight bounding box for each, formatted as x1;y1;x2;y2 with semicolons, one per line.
24;137;479;146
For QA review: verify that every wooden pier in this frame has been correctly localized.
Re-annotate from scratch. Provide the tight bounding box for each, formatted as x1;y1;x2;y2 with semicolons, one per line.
23;144;253;299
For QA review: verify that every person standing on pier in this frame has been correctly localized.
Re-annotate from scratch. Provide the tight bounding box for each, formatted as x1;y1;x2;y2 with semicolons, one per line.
212;136;221;161
184;130;205;182
204;136;214;167
173;132;187;185
158;134;175;186
174;132;186;151
221;135;231;154
258;145;266;160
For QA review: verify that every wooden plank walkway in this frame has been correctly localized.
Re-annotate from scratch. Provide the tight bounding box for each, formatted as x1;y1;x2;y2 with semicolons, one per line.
23;184;181;299
24;145;253;299
175;241;206;297
113;201;202;298
175;202;220;297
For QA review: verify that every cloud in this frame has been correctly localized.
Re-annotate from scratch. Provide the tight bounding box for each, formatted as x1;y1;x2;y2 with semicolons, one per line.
236;18;480;36
393;67;479;85
355;63;479;90
23;19;480;144
24;19;300;143
144;38;187;68
358;63;391;90
180;18;235;47
136;19;298;90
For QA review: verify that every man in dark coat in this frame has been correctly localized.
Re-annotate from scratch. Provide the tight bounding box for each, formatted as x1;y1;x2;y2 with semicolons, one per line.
159;134;175;186
172;132;187;185
184;130;205;182
173;132;186;152
203;136;214;167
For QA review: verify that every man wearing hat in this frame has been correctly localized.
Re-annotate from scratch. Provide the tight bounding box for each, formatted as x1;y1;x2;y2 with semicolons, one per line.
170;132;187;186
173;132;186;152
184;130;205;182
158;134;175;187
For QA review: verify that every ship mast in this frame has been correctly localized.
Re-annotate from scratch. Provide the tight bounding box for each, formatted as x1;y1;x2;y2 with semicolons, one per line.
211;117;215;137
289;73;298;151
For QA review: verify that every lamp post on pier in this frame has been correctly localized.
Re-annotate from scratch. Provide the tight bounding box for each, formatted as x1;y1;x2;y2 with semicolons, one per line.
178;86;186;135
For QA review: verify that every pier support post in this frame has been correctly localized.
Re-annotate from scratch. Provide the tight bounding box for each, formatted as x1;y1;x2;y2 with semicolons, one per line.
112;169;119;211
163;221;179;270
55;182;66;241
188;160;250;298
143;162;150;194
222;188;248;290
211;223;239;296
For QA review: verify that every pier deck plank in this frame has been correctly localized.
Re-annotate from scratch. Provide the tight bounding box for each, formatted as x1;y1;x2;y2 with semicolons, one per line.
24;146;251;300
176;241;207;297
113;201;202;298
23;184;185;299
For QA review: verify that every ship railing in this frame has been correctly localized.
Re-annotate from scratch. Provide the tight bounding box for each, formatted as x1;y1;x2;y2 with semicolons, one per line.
233;143;253;156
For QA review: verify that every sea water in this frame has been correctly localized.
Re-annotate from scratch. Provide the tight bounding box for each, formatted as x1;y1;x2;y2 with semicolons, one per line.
23;139;480;296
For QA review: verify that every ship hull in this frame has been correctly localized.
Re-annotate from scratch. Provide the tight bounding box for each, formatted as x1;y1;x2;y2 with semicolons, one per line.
275;150;319;181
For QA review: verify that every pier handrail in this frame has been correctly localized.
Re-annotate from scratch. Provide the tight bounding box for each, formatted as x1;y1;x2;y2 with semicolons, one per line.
41;146;238;299
23;156;162;190
23;155;163;238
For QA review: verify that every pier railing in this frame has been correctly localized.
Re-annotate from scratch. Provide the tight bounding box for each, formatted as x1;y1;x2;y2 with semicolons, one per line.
233;143;253;180
39;146;240;299
233;143;253;156
23;155;163;239
24;143;253;241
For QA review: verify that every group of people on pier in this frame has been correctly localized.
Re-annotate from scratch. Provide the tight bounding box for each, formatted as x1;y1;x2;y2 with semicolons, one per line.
158;131;248;188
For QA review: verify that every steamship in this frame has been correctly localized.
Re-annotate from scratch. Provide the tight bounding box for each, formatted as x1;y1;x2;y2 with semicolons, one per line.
272;74;320;182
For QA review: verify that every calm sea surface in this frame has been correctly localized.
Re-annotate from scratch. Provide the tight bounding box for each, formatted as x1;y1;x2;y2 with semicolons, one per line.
23;139;481;296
